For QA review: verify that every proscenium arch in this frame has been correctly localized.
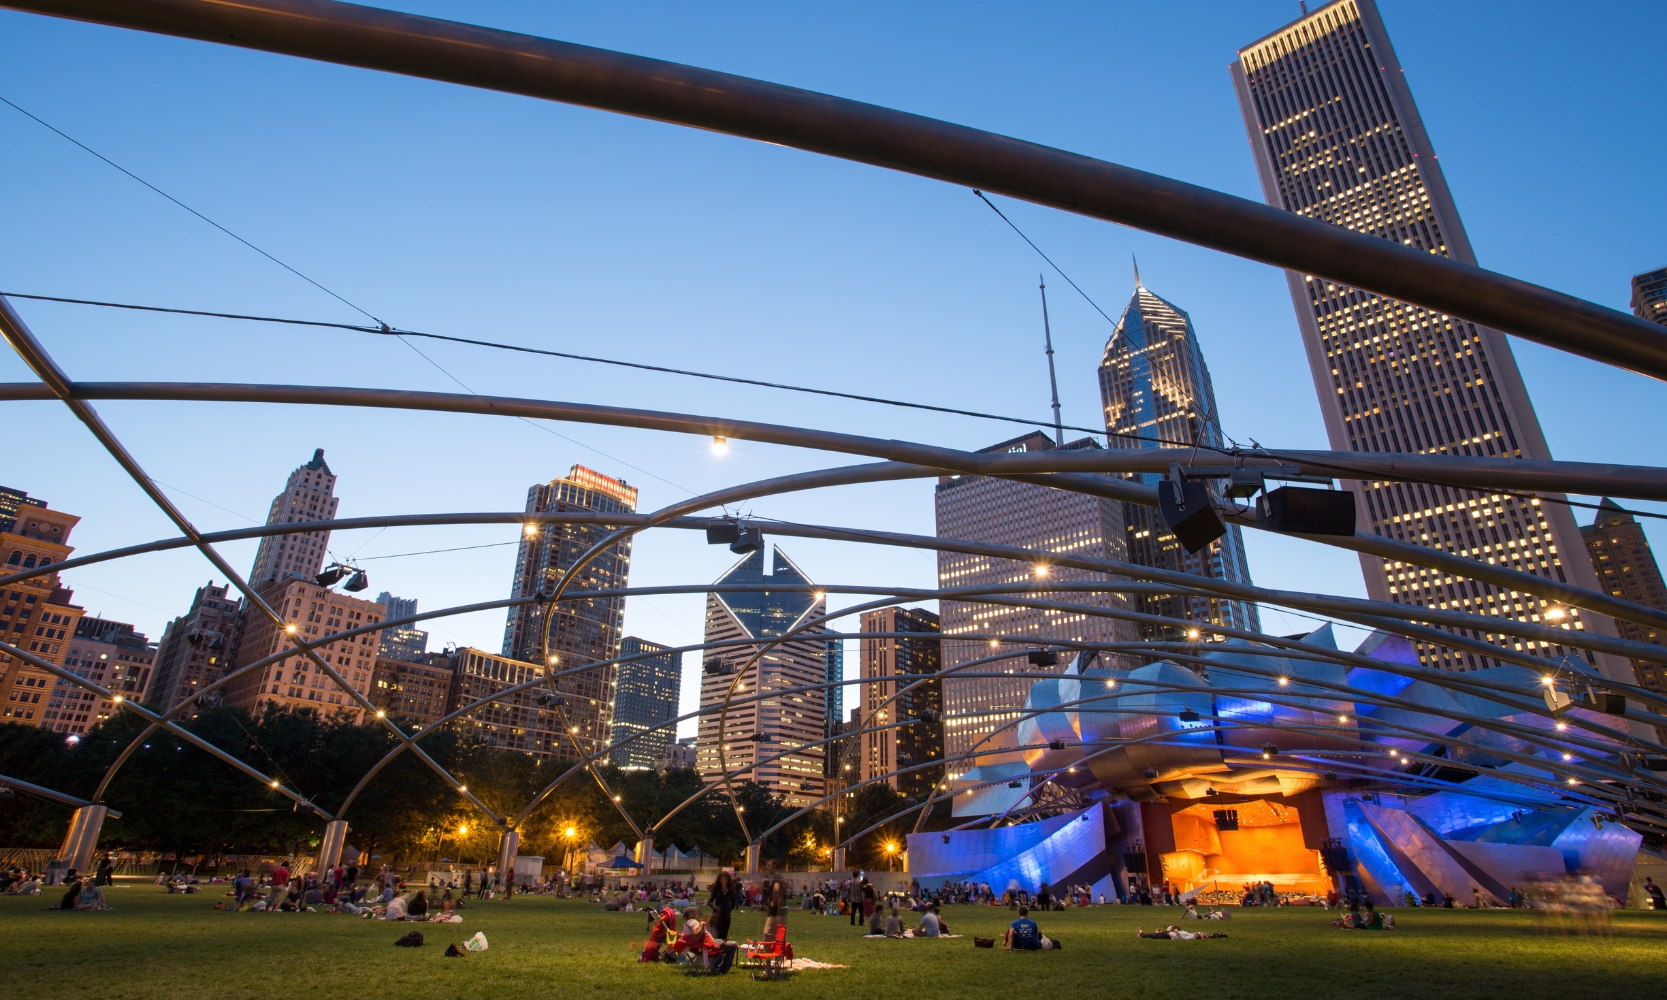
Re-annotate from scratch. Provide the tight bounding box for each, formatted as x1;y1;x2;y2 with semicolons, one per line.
8;0;1667;378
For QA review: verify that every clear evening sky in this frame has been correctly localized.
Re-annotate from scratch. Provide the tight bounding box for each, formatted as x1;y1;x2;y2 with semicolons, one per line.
3;2;1662;734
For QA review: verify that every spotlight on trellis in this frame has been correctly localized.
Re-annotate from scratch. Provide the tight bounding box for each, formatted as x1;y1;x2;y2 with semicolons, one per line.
1048;740;1066;751
702;658;735;676
705;520;739;545
1178;708;1201;723
730;525;765;554
315;563;348;587
1144;767;1159;780
1027;650;1058;667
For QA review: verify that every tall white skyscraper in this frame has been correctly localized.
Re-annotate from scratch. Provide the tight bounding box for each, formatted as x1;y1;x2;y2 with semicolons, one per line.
248;449;338;587
1231;0;1625;678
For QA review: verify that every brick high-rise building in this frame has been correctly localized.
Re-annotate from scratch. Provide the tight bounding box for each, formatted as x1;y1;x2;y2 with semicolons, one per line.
501;465;637;760
221;580;383;722
1633;266;1667;328
858;606;943;798
448;646;567;758
696;545;828;808
610;636;681;770
1580;501;1667;696
0;493;86;729
148;581;245;712
935;431;1137;765
62;617;155;734
369;652;455;730
1099;276;1261;638
1232;0;1626;679
249;449;339;587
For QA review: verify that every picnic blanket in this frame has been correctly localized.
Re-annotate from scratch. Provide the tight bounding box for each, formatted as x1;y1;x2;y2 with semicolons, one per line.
784;958;846;970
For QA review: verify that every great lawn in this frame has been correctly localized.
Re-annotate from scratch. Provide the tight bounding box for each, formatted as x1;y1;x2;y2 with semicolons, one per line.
7;883;1665;999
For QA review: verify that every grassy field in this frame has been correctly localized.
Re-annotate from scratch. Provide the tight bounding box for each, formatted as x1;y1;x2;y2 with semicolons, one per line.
7;881;1667;999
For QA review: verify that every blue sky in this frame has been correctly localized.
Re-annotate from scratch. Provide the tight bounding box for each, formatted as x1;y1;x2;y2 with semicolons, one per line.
3;1;1663;734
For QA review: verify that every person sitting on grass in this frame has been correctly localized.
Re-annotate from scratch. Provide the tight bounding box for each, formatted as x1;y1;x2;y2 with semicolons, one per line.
918;905;946;938
383;893;409;921
867;903;885;935
1136;925;1226;940
53;878;83;911
75;880;110;912
10;874;41;896
884;906;903;938
1003;906;1041;950
407;890;429;920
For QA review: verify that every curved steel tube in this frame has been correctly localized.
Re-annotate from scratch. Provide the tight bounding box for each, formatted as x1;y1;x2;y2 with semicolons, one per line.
7;0;1667;378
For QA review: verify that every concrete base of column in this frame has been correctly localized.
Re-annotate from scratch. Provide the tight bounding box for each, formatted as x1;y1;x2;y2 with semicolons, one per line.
832;846;846;873
745;842;760;874
497;829;520;886
316;819;349;874
635;835;654;875
59;805;108;875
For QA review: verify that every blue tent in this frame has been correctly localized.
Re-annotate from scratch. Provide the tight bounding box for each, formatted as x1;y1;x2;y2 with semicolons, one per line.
603;855;642;870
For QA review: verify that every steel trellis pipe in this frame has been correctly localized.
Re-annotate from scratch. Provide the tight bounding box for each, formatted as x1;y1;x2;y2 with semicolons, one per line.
6;0;1667;378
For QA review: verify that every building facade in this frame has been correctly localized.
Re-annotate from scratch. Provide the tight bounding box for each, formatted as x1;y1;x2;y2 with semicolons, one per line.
662;735;698;772
1634;266;1667;328
1231;0;1624;677
221;579;383;722
1;495;87;728
1580;501;1667;697
369;652;456;729
248;449;339;587
375;591;429;662
935;431;1138;765
501;465;637;760
610;636;682;770
696;546;828;808
0;485;45;535
1099;278;1261;638
448;646;566;758
61;617;155;734
858;606;944;798
148;581;245;712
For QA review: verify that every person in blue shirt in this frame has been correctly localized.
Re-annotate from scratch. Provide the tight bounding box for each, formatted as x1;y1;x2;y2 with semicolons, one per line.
1004;906;1041;950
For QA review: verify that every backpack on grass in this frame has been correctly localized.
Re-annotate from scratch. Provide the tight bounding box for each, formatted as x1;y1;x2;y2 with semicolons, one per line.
394;931;424;947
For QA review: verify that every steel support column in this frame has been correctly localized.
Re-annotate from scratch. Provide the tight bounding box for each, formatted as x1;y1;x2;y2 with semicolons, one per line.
496;829;520;887
316;819;348;874
58;804;108;874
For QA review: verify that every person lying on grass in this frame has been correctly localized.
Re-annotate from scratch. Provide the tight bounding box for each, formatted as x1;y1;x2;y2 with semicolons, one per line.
1136;925;1226;940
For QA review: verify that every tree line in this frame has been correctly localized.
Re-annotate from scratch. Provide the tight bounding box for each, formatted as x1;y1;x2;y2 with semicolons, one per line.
0;707;945;870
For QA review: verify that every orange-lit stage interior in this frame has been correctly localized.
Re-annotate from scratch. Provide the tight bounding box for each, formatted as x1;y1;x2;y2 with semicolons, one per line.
1143;795;1332;897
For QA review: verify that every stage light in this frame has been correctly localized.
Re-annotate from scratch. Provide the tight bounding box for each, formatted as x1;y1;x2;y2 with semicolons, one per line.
711;436;728;455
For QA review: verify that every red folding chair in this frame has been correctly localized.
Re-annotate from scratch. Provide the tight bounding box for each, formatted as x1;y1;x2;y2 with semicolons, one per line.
744;925;791;979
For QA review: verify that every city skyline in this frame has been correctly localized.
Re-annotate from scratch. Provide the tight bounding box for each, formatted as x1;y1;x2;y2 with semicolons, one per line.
2;2;1662;738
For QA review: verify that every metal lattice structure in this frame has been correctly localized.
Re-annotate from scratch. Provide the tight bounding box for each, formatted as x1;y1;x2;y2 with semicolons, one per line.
3;0;1667;886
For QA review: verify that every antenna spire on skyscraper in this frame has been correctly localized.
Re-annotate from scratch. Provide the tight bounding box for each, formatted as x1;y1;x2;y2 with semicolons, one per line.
1133;255;1143;290
1039;274;1064;446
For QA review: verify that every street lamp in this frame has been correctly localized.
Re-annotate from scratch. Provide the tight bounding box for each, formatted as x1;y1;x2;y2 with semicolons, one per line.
885;841;898;872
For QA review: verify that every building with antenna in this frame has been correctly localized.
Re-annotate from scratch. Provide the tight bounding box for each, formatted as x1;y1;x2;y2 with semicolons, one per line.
1232;0;1623;677
1098;271;1260;638
248;449;339;587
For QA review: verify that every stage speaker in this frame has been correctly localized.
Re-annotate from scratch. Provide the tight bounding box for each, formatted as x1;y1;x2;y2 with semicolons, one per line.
1213;809;1239;831
1158;479;1226;553
705;521;740;545
1260;485;1356;535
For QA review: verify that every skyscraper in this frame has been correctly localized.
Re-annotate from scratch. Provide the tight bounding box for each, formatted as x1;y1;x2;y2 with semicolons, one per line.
0;484;45;535
448;646;570;757
221;580;383;722
935;431;1138;765
375;591;428;662
822;637;844;782
248;449;338;586
1099;276;1261;638
64;617;155;734
858;606;943;798
1580;501;1667;697
501;465;637;760
1;496;87;729
611;636;682;769
696;545;828;808
147;581;244;711
1633;266;1667;328
1232;0;1622;677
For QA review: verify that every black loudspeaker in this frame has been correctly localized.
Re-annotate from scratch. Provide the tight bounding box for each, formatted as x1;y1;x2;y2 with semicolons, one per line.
1587;691;1627;716
1027;650;1059;667
729;526;764;553
1260;485;1356;536
706;521;740;545
1213;809;1239;831
1158;479;1226;553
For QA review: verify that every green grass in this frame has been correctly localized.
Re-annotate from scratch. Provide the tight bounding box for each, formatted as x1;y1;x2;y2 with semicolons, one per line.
6;881;1667;999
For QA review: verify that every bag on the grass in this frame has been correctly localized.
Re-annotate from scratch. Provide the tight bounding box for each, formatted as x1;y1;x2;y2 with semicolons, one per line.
445;943;466;957
464;931;489;952
709;942;738;974
973;937;994;949
394;931;424;947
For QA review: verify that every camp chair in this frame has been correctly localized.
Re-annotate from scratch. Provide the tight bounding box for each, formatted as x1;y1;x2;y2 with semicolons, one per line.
744;925;791;980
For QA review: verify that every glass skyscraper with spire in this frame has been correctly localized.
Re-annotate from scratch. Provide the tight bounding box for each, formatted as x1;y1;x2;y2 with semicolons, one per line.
1098;273;1260;637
